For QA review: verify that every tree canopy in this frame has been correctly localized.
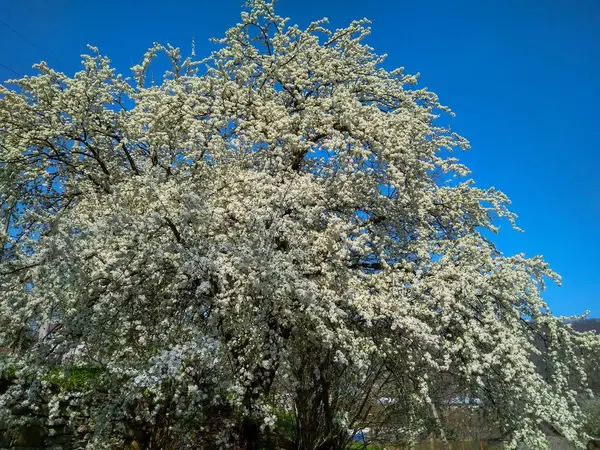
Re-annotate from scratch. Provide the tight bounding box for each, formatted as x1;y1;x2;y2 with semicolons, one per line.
1;1;598;449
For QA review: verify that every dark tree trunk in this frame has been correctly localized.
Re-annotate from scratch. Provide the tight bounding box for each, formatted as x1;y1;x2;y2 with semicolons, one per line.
241;416;261;450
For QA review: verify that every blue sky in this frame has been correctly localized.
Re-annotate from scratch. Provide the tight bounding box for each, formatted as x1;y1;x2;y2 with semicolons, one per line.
1;0;599;317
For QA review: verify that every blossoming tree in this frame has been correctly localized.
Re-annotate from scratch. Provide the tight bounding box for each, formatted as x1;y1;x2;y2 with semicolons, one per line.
0;1;598;448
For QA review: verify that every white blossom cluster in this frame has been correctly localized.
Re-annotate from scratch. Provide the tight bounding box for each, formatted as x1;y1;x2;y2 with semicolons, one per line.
0;1;598;448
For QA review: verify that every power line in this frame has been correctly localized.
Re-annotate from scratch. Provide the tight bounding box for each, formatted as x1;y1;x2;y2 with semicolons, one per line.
0;19;62;65
0;62;22;78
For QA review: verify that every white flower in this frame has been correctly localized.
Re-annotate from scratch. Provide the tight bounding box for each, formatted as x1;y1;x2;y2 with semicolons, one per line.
0;2;596;448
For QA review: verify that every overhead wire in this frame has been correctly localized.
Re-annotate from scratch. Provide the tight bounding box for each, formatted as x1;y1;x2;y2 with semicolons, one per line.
0;17;65;79
0;18;62;65
0;61;22;78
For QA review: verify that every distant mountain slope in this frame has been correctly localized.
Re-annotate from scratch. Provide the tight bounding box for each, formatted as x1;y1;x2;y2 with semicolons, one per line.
570;318;600;334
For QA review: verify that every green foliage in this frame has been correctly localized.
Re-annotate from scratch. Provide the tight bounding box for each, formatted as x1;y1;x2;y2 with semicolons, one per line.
583;397;600;438
43;366;104;391
273;408;296;440
0;364;17;380
345;442;384;450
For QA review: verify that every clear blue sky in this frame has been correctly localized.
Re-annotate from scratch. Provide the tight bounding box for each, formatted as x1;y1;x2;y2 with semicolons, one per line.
1;0;599;317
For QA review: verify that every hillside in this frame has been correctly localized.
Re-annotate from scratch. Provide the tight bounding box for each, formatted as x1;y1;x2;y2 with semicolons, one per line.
570;318;600;334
